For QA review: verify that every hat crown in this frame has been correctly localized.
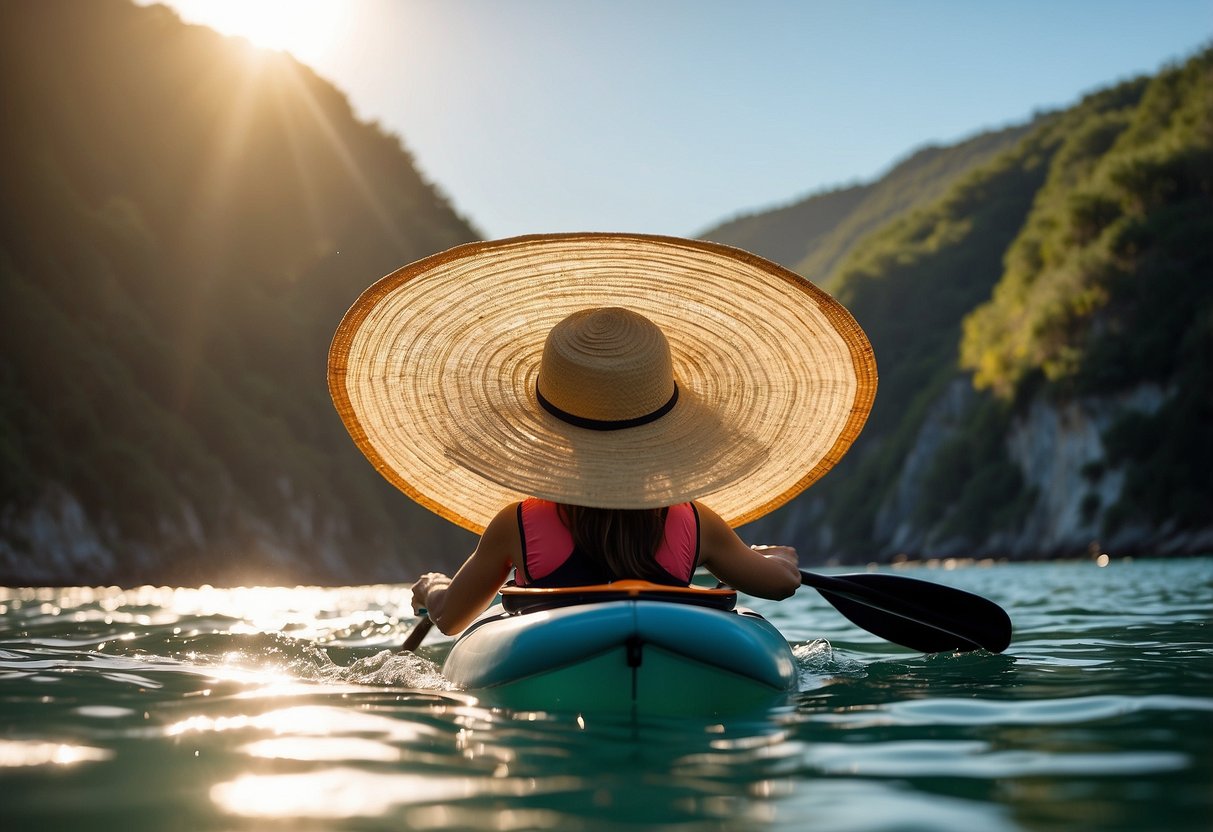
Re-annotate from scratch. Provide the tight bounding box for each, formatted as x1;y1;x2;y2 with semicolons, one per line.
537;307;676;424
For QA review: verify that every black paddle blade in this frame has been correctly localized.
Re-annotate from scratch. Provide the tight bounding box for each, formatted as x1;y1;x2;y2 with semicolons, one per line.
800;570;1012;653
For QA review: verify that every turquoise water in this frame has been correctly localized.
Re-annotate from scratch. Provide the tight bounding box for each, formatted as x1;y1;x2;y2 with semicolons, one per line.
2;558;1210;831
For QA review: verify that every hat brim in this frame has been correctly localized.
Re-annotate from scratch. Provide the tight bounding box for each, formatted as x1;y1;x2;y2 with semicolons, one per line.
329;233;877;533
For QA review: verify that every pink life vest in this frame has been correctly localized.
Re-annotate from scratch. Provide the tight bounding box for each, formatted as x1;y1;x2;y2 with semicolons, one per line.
515;498;700;587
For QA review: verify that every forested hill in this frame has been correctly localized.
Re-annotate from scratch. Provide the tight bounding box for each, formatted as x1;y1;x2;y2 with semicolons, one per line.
700;123;1034;287
733;48;1212;561
0;0;481;584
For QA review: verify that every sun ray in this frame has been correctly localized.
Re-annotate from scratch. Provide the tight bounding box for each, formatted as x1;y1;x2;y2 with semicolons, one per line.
171;50;268;409
277;60;412;253
269;70;330;258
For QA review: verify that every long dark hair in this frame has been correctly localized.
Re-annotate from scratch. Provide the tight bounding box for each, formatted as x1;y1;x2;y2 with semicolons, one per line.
557;504;669;582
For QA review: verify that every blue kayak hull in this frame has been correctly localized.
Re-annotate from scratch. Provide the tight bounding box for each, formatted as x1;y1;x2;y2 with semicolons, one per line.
443;600;797;716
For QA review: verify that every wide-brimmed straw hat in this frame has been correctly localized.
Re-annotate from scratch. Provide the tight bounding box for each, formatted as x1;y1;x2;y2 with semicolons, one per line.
328;233;876;533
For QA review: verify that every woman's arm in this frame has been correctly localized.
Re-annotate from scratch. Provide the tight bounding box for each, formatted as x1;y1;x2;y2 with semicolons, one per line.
409;503;520;635
695;501;800;600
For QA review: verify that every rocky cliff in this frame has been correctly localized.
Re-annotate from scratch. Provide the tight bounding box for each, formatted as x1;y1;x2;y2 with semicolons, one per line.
739;48;1212;562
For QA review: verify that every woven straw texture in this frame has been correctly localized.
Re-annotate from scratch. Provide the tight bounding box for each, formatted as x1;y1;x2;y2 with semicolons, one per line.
329;233;877;533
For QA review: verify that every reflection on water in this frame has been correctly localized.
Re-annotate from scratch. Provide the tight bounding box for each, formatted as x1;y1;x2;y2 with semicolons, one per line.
1;558;1211;831
0;739;114;767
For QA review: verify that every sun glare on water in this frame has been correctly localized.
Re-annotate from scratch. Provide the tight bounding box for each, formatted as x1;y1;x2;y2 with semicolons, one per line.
152;0;350;64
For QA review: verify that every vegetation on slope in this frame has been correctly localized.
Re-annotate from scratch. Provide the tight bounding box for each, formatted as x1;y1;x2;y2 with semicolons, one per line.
0;0;480;583
748;50;1210;557
960;49;1213;534
796;111;1076;550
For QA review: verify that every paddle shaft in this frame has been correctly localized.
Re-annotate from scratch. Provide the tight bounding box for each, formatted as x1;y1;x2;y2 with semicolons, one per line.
400;616;435;653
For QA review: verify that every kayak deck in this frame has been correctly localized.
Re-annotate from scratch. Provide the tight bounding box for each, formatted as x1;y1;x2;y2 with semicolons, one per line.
443;596;797;716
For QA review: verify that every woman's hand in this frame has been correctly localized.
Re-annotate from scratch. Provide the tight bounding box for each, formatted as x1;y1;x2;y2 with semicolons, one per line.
410;572;452;614
750;544;798;563
750;545;801;582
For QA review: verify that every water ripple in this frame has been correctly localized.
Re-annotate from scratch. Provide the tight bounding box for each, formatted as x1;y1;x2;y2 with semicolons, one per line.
1;559;1211;831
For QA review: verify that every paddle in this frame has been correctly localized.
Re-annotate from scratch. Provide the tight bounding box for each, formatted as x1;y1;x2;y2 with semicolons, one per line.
799;569;1012;653
399;572;1012;654
399;610;434;653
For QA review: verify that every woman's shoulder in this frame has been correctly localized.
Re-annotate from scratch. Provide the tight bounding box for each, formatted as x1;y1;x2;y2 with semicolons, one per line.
688;501;737;548
689;500;723;524
484;501;524;534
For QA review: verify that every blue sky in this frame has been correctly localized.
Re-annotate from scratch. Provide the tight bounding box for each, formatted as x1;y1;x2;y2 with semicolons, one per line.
152;0;1211;239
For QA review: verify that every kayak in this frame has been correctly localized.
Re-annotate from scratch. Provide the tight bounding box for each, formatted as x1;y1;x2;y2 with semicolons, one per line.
442;581;798;717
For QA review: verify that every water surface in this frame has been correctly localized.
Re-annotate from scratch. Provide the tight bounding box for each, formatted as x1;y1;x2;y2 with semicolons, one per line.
2;558;1210;831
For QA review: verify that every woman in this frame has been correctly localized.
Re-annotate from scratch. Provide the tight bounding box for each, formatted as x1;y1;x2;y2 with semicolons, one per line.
410;499;801;636
328;234;877;636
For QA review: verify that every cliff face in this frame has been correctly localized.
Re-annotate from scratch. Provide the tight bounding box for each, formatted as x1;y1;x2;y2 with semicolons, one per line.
0;482;401;586
872;379;977;555
1001;390;1147;555
866;383;1194;560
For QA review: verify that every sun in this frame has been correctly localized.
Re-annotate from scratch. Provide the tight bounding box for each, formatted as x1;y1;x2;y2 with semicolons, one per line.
149;0;349;65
